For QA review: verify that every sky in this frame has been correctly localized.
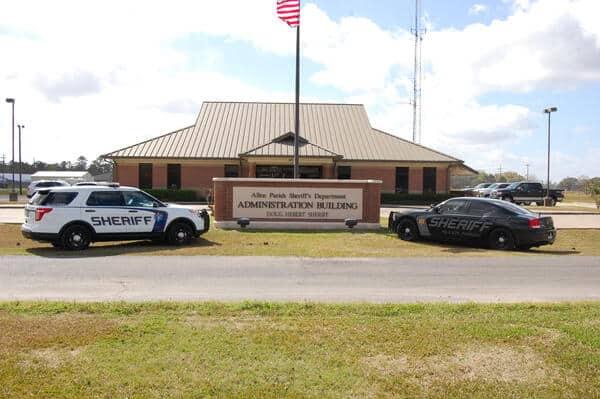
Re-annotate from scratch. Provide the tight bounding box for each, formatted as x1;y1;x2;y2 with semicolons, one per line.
0;0;599;181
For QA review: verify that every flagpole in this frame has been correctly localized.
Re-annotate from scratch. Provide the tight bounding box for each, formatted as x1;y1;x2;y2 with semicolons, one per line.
293;24;300;179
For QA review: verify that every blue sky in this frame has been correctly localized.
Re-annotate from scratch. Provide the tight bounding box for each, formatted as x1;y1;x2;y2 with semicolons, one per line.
1;0;599;180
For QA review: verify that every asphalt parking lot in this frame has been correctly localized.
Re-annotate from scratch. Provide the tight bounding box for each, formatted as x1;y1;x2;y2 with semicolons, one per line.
2;205;599;228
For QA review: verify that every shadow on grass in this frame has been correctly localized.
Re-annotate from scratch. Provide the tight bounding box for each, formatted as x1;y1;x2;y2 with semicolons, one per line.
25;237;221;258
414;239;580;256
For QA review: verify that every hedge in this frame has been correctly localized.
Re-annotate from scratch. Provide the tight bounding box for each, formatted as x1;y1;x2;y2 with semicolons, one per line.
146;189;199;202
381;192;457;205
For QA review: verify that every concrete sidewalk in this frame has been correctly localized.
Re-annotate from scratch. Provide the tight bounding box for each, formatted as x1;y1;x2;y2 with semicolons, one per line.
1;255;598;302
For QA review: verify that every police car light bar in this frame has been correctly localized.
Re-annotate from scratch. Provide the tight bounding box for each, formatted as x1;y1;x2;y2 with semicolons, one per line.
107;183;120;188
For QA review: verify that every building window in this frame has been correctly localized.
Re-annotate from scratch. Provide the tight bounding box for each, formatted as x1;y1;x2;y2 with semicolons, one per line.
395;167;409;193
423;167;437;194
167;164;181;189
337;166;351;180
139;163;152;189
225;165;239;177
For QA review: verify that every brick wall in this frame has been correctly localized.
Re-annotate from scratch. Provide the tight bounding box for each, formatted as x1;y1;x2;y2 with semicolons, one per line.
350;166;396;193
182;164;224;195
409;167;423;194
152;164;167;189
116;164;138;187
436;166;448;193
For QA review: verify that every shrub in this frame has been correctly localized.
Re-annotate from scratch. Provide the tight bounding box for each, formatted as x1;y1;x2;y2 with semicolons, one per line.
381;192;456;205
146;189;199;202
584;181;600;210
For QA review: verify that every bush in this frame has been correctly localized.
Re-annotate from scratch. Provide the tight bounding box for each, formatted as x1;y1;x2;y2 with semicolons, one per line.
584;181;600;210
381;192;456;205
146;189;199;202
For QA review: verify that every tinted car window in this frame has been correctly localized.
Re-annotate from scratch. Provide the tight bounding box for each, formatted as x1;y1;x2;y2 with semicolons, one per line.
123;191;160;208
41;192;78;206
438;199;468;214
467;201;505;217
494;201;536;216
86;191;124;206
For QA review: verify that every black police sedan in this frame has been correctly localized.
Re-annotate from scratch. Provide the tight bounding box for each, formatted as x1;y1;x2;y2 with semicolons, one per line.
388;197;556;250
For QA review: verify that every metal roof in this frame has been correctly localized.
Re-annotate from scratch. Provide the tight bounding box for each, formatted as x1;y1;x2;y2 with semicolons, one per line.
104;102;463;163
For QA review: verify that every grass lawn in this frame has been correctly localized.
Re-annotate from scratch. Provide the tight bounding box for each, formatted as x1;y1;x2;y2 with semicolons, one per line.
2;223;599;257
0;302;598;398
563;191;595;204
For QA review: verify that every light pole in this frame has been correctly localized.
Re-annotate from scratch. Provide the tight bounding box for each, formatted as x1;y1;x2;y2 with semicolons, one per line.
5;98;15;194
18;124;24;195
544;107;557;206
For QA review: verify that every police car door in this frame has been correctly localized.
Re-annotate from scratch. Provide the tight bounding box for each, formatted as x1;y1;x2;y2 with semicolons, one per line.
84;190;130;234
122;190;166;234
428;199;469;241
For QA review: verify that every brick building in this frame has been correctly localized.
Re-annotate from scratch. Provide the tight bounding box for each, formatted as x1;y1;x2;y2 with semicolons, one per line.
104;101;475;197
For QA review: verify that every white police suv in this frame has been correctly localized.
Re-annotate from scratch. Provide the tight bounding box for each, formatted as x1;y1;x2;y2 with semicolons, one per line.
21;184;209;250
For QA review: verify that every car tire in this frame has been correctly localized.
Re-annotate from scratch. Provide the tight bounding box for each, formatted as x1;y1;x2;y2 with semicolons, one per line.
501;196;512;202
167;222;194;246
536;201;543;206
523;202;531;206
488;228;515;251
51;242;63;249
397;219;420;241
549;197;557;207
60;224;91;251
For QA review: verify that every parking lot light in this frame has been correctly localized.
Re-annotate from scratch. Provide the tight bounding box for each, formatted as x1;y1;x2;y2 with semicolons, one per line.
5;98;15;197
543;107;557;206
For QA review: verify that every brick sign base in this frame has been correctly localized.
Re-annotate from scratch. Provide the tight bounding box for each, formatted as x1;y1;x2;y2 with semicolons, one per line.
213;178;382;230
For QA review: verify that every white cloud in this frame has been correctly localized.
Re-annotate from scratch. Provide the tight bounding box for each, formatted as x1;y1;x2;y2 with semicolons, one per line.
469;4;488;15
0;0;599;179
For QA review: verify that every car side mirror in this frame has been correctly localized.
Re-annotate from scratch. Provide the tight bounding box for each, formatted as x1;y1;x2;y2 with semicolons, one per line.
432;206;440;214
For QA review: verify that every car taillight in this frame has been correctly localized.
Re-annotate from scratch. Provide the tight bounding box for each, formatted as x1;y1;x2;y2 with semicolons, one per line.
528;218;541;229
35;207;53;221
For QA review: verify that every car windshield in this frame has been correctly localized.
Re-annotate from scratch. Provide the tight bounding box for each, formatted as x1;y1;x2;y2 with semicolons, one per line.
507;182;520;189
487;183;498;189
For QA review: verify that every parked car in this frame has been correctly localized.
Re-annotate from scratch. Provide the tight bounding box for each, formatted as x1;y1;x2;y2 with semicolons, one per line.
26;180;69;198
490;181;565;206
388;197;556;250
478;182;511;197
22;184;210;250
470;183;494;197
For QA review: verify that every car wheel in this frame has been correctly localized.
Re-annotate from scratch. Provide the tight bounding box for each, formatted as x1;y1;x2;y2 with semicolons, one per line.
501;196;511;202
168;222;194;246
548;197;557;207
397;219;420;241
60;224;91;251
536;201;543;206
488;228;515;250
523;202;531;206
51;242;63;248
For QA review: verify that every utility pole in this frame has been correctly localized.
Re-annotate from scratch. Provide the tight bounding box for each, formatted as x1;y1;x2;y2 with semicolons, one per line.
5;98;15;194
525;163;530;180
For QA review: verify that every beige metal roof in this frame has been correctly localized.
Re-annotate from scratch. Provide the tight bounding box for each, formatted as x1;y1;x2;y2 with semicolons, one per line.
104;102;463;163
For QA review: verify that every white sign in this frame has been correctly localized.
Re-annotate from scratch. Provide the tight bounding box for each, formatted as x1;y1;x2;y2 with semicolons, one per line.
233;187;363;220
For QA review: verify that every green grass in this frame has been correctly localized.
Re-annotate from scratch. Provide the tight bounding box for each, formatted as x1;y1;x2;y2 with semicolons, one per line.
563;191;595;204
2;223;600;257
0;302;599;398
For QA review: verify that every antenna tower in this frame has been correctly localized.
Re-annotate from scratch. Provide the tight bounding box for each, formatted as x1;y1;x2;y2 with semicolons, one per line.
412;0;425;143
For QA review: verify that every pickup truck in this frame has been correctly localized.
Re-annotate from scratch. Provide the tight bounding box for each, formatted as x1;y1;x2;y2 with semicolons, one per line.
489;181;564;206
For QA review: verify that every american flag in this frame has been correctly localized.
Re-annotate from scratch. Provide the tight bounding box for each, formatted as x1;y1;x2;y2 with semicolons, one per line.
277;0;300;27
